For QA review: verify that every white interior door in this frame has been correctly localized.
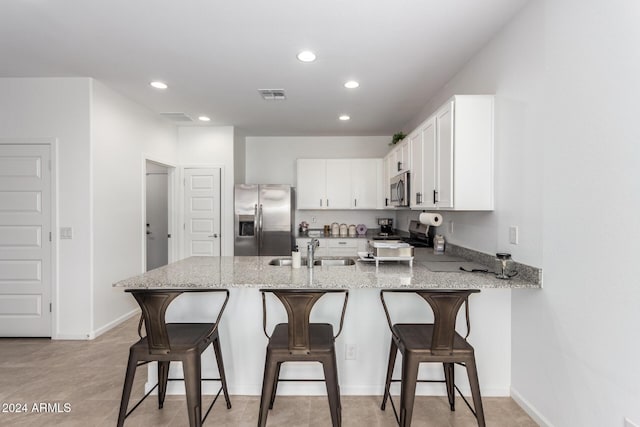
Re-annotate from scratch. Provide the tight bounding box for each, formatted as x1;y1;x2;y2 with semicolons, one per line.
0;144;52;337
184;168;221;257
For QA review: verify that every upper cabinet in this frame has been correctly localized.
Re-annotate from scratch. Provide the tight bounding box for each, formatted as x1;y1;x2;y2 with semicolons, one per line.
297;158;383;210
408;95;494;211
387;138;411;177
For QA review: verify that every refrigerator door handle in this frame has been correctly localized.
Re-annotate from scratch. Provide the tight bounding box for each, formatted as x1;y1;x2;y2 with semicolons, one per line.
259;204;264;248
254;204;259;244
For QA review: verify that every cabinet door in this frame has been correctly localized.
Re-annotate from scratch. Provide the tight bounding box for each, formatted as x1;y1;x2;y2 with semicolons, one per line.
382;154;393;208
422;117;437;208
409;131;423;208
436;102;454;208
400;140;411;173
297;159;326;209
351;159;378;209
325;159;351;209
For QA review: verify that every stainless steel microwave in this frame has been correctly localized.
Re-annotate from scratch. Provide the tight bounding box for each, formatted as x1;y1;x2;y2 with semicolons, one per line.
389;172;410;207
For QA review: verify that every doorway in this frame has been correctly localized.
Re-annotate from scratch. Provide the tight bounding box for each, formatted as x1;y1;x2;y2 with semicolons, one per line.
145;160;171;271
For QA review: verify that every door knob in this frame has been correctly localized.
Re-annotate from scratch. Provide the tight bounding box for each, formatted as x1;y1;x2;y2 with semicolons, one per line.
208;234;219;238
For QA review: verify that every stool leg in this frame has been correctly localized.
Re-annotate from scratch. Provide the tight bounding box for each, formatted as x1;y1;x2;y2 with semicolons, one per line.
465;357;485;427
399;355;419;427
381;339;398;410
269;362;282;409
117;351;138;427
158;361;170;409
212;335;232;409
183;353;202;427
443;362;455;411
258;352;278;427
322;352;342;427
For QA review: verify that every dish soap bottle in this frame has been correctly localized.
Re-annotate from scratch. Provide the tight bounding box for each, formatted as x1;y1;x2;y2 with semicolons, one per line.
291;246;301;269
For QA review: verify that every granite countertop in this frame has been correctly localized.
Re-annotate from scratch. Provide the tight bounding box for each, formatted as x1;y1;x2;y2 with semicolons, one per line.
113;254;540;290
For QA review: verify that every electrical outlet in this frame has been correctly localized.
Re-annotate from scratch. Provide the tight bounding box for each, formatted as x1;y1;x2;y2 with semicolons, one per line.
311;216;317;223
60;227;73;239
345;344;357;360
449;221;454;234
509;226;519;245
625;417;640;427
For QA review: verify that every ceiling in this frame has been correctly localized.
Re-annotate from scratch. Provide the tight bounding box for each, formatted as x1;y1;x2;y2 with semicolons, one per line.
0;0;528;136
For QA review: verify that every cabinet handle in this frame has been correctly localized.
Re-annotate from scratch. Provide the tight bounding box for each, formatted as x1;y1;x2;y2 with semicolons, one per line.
326;199;329;207
320;199;323;207
397;161;402;172
338;241;346;245
433;190;438;204
385;197;388;206
354;198;357;207
416;192;422;204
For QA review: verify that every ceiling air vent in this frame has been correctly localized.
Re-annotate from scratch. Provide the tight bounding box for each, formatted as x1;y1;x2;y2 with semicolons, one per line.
159;112;194;122
258;89;286;101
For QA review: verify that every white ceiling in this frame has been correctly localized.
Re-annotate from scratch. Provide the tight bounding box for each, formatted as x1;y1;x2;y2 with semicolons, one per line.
0;0;528;136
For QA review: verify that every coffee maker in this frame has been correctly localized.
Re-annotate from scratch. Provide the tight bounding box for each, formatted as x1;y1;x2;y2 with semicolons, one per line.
377;218;394;236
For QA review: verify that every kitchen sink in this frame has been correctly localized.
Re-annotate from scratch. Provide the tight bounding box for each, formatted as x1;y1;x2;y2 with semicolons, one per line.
268;257;355;266
314;258;356;266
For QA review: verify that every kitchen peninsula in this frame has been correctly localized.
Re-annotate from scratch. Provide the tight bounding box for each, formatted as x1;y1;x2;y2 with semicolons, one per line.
114;253;540;398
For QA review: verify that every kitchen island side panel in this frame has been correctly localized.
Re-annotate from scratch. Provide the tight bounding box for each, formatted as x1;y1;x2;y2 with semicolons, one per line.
147;287;511;396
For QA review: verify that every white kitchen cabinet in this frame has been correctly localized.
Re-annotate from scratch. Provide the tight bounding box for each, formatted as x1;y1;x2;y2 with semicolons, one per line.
409;128;424;208
296;159;327;209
297;158;382;210
388;139;410;177
382;153;393;208
325;160;351;209
409;95;494;211
350;159;381;209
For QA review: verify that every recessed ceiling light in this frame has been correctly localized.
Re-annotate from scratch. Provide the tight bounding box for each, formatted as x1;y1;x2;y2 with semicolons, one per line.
297;50;316;62
198;116;211;122
339;115;351;121
150;81;168;90
344;81;360;89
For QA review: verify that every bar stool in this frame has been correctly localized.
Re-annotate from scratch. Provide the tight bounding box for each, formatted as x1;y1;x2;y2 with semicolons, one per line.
117;289;232;427
379;289;485;427
258;289;349;427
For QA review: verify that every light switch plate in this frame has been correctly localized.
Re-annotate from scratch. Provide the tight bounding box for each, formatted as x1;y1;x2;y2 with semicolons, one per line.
509;226;518;245
60;227;73;239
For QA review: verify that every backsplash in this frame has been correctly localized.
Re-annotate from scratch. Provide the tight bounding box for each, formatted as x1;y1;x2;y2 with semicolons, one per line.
295;210;396;231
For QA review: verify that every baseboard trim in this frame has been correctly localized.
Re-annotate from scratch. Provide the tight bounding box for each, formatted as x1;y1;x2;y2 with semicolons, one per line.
89;308;140;340
511;387;553;427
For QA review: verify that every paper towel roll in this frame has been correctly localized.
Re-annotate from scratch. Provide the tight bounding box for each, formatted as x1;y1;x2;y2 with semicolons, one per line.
419;212;443;226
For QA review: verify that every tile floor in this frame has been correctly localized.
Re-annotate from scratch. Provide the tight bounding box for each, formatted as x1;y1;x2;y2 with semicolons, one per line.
0;318;537;426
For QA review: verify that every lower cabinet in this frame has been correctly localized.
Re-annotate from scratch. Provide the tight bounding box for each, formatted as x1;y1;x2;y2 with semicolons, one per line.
295;238;367;257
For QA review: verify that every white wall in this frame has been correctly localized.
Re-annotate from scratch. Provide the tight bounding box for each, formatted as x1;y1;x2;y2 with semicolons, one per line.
402;1;640;425
245;136;392;229
233;128;246;184
178;126;235;256
91;80;178;335
0;78;93;338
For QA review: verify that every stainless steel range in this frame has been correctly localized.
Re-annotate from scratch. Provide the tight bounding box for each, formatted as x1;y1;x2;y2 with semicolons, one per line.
402;220;434;247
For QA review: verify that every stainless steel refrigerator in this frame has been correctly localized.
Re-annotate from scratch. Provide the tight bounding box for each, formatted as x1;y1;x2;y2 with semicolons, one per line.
234;184;294;256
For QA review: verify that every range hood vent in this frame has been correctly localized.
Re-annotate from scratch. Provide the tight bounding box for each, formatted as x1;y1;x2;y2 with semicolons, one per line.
258;89;286;100
159;112;194;122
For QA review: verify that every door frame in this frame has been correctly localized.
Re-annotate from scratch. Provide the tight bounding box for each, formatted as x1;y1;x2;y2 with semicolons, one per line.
142;156;177;272
0;138;57;338
179;164;226;259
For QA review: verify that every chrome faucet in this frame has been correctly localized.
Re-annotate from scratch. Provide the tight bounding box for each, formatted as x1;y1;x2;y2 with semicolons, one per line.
307;238;320;268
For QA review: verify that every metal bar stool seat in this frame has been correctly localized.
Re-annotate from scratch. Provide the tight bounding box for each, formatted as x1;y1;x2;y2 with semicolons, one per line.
380;289;485;427
117;289;232;427
258;289;349;427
